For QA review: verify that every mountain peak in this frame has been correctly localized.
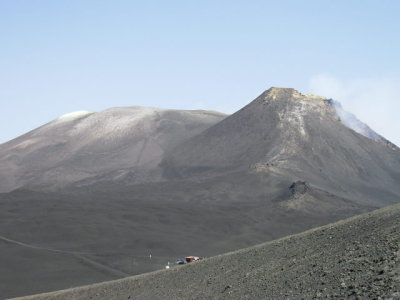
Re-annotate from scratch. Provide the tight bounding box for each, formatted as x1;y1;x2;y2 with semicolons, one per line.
255;87;397;150
262;87;301;100
249;87;331;118
266;86;300;96
262;87;326;102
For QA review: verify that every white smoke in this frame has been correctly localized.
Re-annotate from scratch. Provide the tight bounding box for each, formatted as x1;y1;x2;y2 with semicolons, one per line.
309;74;400;147
330;100;384;143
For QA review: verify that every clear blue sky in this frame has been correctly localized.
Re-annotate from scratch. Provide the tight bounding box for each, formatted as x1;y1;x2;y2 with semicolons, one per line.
1;0;399;145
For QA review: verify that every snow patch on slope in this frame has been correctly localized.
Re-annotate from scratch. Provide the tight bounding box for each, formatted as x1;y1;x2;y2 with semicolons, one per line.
57;111;93;122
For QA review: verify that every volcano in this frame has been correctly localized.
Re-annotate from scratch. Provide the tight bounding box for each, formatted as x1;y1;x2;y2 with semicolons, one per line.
1;88;399;299
163;87;400;206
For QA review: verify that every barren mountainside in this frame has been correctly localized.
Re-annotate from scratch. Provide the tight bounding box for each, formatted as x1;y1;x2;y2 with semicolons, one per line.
0;87;399;299
0;107;226;192
163;88;400;206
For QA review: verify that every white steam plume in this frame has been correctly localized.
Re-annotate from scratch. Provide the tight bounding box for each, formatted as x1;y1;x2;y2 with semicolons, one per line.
309;74;400;147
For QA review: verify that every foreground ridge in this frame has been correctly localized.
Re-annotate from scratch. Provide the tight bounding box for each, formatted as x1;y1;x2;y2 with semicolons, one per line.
14;203;400;300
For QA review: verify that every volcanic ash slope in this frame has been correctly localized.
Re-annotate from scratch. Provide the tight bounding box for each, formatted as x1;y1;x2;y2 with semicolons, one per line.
0;107;226;192
14;203;400;300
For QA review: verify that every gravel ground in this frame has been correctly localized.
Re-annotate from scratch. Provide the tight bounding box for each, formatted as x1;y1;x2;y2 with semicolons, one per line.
14;203;400;300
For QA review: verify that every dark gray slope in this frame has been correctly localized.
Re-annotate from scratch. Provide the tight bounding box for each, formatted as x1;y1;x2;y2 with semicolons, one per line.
1;171;374;299
0;240;123;299
14;203;400;300
0;107;226;192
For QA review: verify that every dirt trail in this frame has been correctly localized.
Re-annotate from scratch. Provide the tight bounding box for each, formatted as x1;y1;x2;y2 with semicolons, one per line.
0;235;89;255
0;235;129;278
